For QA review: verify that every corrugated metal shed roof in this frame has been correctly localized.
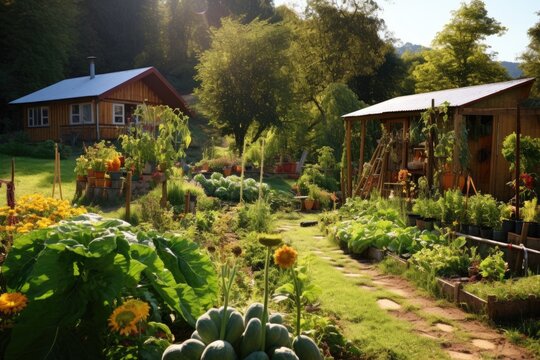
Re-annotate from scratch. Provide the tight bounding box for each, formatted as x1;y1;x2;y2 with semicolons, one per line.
10;67;152;104
342;78;535;119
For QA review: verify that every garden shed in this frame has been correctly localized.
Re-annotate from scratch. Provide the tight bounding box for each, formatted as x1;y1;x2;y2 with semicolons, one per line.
9;60;190;143
342;78;540;201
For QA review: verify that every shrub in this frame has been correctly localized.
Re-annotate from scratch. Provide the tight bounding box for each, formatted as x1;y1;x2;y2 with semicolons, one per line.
139;193;177;232
0;139;71;159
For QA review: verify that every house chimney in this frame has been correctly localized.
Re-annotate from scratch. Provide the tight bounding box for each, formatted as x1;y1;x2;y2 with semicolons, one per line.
87;56;96;79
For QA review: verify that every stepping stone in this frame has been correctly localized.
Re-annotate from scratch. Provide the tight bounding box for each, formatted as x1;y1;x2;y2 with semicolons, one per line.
377;298;401;311
313;235;325;239
344;273;362;278
471;339;496;350
418;332;439;340
321;256;333;261
447;351;477;360
333;266;345;271
435;323;454;333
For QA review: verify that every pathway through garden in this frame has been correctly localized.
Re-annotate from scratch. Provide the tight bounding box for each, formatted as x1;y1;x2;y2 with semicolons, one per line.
277;214;533;360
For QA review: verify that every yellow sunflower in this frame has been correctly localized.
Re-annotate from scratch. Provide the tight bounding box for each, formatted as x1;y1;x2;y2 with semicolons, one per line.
0;292;28;315
108;299;150;336
274;245;298;269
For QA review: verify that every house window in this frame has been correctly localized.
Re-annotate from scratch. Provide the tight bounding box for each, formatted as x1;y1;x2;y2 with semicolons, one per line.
27;107;49;127
70;103;93;125
113;104;125;124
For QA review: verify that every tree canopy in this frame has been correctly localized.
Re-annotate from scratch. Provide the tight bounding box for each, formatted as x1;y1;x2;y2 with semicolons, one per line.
521;12;540;96
194;19;292;151
412;0;509;92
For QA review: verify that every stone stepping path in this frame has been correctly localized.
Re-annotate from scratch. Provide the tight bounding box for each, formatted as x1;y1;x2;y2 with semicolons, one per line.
294;224;532;360
435;322;454;333
377;298;402;310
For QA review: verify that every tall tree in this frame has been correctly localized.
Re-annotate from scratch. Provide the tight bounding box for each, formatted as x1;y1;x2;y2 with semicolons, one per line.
412;0;509;92
284;0;386;122
195;19;292;151
521;12;540;96
0;0;77;102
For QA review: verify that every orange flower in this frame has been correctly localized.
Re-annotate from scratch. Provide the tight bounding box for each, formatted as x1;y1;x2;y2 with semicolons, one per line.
274;245;298;269
0;292;28;315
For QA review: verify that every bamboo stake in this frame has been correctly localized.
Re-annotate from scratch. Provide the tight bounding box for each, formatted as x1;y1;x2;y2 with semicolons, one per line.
125;171;132;221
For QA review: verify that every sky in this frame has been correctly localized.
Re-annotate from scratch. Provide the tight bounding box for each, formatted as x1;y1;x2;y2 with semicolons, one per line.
273;0;539;62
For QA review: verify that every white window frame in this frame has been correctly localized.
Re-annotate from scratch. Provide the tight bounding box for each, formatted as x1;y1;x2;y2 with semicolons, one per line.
27;106;49;128
70;103;94;125
112;103;125;125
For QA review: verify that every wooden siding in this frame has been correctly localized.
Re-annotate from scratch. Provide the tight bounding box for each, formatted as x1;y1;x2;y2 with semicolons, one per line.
102;78;161;104
23;98;98;142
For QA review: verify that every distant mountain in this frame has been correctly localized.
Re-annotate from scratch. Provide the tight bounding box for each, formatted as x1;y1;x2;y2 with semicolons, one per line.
500;61;523;79
395;43;523;79
395;42;427;56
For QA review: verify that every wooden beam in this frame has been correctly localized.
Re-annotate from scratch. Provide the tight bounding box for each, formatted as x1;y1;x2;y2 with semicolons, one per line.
346;119;352;199
344;110;423;123
402;118;409;169
515;105;521;220
460;107;517;115
359;119;366;175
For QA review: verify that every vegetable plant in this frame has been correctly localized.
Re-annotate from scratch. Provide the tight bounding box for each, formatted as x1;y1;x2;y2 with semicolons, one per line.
1;214;217;359
478;249;507;281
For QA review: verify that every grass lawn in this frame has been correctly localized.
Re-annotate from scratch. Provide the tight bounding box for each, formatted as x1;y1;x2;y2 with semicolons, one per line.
0;154;77;205
278;213;449;359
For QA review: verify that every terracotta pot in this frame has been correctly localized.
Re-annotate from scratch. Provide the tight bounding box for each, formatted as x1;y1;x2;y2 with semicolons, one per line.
87;169;95;177
223;167;232;176
95;178;106;187
77;175;87;182
87;176;96;187
94;171;106;179
105;179;112;187
304;198;314;211
201;163;210;171
441;171;466;190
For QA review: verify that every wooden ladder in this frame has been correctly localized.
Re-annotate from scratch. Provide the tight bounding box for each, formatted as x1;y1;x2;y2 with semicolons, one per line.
353;134;393;198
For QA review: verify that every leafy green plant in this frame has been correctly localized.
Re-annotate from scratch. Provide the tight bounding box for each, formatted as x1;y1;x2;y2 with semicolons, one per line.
502;132;540;173
478;194;500;228
0;215;217;359
410;237;475;277
440;189;465;226
467;194;484;226
478;249;506;281
522;198;538;222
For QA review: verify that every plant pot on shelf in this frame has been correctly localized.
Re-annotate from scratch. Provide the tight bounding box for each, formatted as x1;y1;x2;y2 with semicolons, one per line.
493;230;507;242
407;213;420;227
95;178;106;187
502;219;515;233
94;170;106;179
87;176;96;187
416;218;425;230
480;227;493;240
303;198;314;211
76;175;87;182
87;169;95;178
441;171;466;191
109;171;122;181
468;225;480;237
423;218;435;231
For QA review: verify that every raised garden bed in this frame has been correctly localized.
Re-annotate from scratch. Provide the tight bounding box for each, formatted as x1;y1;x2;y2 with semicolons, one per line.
436;278;540;321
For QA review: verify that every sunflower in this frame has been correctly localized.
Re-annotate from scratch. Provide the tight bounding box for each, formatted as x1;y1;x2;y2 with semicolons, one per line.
108;299;150;336
0;292;28;315
274;245;298;269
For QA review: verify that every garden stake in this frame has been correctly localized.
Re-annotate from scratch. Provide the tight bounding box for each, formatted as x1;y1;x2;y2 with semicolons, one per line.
291;268;302;337
261;246;271;351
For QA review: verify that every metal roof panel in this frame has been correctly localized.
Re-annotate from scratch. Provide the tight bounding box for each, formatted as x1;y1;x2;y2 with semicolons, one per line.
342;78;535;118
10;67;153;104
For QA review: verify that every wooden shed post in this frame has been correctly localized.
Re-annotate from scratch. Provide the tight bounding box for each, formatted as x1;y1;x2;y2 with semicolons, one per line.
427;99;435;192
346;119;352;198
515;105;521;220
359;119;366;174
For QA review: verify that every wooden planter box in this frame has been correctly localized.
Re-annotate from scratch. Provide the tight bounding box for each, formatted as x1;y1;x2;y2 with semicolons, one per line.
436;278;540;321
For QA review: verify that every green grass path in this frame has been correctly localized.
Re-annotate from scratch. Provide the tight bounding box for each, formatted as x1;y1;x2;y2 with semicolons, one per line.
277;213;449;360
0;154;77;205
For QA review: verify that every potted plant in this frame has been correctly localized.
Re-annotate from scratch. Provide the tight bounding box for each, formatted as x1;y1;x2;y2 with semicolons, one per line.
478;195;499;239
500;203;514;235
441;189;465;230
424;198;442;231
303;195;315;211
517;198;538;237
412;198;428;230
492;204;507;242
74;155;89;182
467;194;487;236
107;157;122;180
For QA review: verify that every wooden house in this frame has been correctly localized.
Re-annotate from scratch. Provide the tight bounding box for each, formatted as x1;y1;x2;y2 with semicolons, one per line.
9;61;190;143
342;78;540;201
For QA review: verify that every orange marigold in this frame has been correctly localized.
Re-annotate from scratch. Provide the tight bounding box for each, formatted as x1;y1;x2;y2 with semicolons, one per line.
0;292;28;315
274;245;298;269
